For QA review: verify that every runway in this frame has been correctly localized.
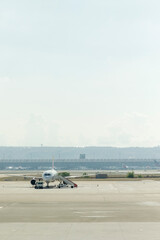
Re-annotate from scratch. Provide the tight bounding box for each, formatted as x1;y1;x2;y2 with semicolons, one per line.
1;180;160;239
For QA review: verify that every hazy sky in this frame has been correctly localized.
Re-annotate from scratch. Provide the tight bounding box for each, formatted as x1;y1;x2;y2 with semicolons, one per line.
0;0;160;147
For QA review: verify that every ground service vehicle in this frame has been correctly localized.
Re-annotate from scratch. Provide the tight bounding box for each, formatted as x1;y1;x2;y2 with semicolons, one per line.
35;181;43;189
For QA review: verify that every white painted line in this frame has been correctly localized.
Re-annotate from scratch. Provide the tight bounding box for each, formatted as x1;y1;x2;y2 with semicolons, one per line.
74;211;86;214
82;215;109;218
140;202;160;206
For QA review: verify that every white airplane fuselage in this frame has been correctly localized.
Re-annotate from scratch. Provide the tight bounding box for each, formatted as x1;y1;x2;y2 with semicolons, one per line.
42;169;58;183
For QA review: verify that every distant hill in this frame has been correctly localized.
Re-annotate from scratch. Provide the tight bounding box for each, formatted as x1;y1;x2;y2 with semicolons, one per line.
0;146;160;159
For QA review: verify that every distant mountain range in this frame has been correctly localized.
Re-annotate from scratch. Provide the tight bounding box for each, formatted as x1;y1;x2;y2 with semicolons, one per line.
0;146;160;159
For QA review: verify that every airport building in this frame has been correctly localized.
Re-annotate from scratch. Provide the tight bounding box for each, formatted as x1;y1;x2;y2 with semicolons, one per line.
0;158;159;170
0;146;160;170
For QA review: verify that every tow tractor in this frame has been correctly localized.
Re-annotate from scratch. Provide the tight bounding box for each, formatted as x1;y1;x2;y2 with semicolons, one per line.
35;181;44;189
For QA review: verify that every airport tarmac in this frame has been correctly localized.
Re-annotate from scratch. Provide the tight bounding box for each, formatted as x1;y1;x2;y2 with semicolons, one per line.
1;180;160;239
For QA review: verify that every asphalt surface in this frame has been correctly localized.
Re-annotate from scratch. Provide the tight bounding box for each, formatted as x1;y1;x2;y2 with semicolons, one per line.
1;180;160;239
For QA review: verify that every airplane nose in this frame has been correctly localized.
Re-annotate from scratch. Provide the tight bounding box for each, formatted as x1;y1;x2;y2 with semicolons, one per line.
43;174;52;181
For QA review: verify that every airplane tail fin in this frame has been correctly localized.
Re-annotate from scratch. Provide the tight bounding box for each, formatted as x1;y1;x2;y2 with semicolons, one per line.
52;157;54;169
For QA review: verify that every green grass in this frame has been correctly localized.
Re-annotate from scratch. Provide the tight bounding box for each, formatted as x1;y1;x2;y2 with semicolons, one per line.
127;171;135;178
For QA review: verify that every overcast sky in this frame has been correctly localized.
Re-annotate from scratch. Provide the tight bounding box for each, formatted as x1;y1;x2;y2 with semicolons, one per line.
0;0;160;147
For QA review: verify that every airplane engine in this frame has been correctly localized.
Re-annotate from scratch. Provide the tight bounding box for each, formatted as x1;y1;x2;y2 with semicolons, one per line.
31;179;36;185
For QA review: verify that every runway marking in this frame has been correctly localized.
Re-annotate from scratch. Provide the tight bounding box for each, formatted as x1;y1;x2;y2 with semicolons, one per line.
140;202;160;207
74;211;86;214
82;215;109;218
93;211;115;213
74;210;114;214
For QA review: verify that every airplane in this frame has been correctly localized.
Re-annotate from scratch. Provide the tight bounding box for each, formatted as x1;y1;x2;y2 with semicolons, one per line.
6;166;14;170
30;168;78;188
7;159;94;188
122;164;129;169
6;166;28;170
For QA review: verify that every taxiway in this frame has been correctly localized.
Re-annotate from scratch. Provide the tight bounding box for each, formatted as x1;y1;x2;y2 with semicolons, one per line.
0;180;160;239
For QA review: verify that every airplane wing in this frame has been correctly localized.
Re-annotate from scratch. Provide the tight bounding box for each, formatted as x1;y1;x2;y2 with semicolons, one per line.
65;174;95;179
5;174;42;180
23;175;43;180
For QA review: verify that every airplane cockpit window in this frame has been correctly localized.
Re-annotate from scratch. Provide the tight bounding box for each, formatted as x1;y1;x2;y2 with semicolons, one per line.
44;173;51;176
